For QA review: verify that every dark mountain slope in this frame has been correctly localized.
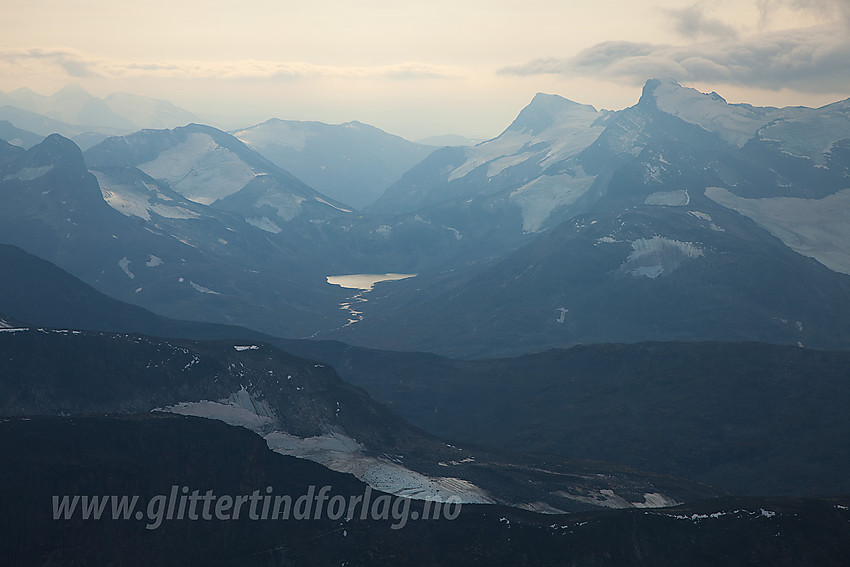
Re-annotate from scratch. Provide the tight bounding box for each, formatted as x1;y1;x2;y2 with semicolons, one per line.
0;327;720;513
4;414;849;566
0;134;351;337
327;202;850;356
280;338;850;497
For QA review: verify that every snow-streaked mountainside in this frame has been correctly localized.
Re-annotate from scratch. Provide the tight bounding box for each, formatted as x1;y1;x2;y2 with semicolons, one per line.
371;78;850;275
318;79;850;356
327;200;850;357
0;327;717;512
91;168;203;221
0;133;355;338
706;187;850;275
448;94;606;182
650;79;850;160
136;131;258;205
85;123;353;218
370;93;609;230
0;78;848;358
649;80;781;148
233;119;436;209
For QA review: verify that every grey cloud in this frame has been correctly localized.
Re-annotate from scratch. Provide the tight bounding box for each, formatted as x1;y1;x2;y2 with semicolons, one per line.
3;48;99;78
498;25;850;94
664;4;739;39
758;0;850;28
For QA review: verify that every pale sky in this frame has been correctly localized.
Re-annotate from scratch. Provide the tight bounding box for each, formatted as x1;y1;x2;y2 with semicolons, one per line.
2;0;849;140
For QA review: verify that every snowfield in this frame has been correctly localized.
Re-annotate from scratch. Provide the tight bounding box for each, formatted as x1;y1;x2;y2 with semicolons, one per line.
651;80;781;147
510;167;596;233
620;236;704;278
94;171;199;221
265;431;495;503
706;187;850;275
4;165;53;182
161;387;494;504
138;133;256;205
645;190;689;206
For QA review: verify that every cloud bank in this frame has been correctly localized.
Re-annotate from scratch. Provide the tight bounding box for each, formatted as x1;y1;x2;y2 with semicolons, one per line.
0;48;464;82
499;24;850;94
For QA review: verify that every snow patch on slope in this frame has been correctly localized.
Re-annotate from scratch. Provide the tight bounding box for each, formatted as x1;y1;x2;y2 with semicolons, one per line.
557;488;679;509
246;216;282;233
706;186;850;274
4;165;53;181
757;111;850;164
254;193;306;222
621;236;704;278
315;196;352;213
645;189;689;206
94;171;199;221
138;132;256;205
265;431;494;503
162;386;492;503
161;388;276;432
189;281;220;295
118;257;135;279
510;167;596;232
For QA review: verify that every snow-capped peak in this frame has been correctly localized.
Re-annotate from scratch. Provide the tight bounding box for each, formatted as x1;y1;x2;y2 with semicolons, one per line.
447;93;606;182
505;92;600;136
640;78;777;147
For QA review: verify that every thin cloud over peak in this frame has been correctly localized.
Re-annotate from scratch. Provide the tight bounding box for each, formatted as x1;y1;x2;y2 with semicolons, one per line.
498;24;850;94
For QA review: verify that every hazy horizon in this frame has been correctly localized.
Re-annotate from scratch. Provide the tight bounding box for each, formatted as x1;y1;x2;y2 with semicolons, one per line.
3;0;849;140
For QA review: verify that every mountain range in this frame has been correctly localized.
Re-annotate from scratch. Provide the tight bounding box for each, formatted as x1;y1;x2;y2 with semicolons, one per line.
321;79;850;355
0;84;199;131
1;77;850;564
2;79;850;357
